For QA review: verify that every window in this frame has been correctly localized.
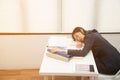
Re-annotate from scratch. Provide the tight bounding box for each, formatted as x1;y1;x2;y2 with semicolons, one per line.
0;0;120;33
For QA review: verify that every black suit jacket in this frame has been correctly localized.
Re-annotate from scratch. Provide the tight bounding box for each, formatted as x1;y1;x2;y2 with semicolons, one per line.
68;30;120;75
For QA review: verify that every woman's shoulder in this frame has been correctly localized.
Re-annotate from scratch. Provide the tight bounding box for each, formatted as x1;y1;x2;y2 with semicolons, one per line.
86;29;101;39
88;29;98;33
86;29;99;35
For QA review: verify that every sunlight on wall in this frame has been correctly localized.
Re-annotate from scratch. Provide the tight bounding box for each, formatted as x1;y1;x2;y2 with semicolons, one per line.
0;0;22;32
62;0;96;32
0;0;120;32
26;0;62;32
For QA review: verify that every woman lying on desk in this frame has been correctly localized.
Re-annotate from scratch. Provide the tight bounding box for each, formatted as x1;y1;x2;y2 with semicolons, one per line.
49;27;120;75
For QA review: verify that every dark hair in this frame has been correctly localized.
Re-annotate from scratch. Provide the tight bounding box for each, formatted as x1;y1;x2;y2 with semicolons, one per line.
72;27;86;41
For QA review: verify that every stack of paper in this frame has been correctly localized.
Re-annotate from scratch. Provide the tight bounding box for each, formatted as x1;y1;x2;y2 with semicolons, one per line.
46;36;84;62
48;36;84;50
48;36;71;47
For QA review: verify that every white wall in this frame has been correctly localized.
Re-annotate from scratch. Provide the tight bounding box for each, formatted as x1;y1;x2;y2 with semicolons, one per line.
26;0;62;32
0;35;49;69
0;0;22;32
62;0;96;32
0;34;120;69
96;0;120;32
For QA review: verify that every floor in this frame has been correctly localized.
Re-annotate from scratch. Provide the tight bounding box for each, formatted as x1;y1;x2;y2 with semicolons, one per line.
0;69;89;80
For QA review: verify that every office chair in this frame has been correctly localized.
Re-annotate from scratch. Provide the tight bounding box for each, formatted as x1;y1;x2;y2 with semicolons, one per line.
98;44;120;80
98;69;120;80
117;44;120;53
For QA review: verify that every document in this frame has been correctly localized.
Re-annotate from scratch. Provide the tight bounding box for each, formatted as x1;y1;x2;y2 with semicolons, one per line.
75;64;94;72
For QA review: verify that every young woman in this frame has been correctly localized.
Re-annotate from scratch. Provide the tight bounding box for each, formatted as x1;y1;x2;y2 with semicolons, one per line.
50;27;120;75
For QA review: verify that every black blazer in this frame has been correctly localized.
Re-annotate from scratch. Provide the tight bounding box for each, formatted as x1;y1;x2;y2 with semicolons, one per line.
68;30;120;75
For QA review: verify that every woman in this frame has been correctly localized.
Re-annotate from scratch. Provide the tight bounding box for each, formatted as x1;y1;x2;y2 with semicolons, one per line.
50;27;120;75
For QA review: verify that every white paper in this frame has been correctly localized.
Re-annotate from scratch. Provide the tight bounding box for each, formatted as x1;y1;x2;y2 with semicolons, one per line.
75;64;90;72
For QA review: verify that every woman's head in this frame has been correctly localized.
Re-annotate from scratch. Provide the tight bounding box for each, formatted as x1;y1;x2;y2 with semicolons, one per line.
72;27;86;42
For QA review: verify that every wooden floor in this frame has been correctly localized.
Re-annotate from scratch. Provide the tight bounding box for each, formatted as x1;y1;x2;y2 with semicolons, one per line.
0;69;89;80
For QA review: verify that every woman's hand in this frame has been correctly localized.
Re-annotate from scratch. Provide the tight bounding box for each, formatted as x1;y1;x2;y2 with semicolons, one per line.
76;41;83;48
49;47;59;53
49;47;66;54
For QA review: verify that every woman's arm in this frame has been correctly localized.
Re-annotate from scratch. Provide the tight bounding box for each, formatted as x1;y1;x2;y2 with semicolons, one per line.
49;33;95;57
68;34;95;57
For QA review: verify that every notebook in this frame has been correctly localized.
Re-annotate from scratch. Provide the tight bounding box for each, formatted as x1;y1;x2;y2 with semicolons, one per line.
46;46;72;62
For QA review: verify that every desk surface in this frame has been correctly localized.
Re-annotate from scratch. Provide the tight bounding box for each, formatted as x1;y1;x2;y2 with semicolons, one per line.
39;36;98;77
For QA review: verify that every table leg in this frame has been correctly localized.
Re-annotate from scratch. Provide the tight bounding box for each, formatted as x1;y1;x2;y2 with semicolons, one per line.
90;77;94;80
81;77;85;80
44;76;48;80
81;76;91;80
94;76;98;80
52;75;55;80
89;76;98;80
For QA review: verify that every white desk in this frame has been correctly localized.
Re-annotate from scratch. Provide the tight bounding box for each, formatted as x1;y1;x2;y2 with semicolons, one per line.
39;36;98;80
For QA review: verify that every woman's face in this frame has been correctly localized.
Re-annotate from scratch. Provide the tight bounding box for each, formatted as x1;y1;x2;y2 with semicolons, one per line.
73;32;85;42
